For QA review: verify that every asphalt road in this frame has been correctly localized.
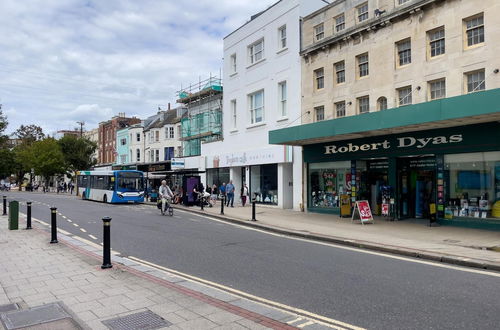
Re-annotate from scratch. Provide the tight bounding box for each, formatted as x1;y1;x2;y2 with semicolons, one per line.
4;191;500;330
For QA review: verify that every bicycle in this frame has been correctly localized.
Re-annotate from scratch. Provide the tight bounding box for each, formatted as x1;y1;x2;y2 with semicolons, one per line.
158;197;174;216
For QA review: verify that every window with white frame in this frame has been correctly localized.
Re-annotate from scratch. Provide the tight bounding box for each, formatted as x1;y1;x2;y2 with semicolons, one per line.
335;14;345;32
136;149;140;162
428;27;445;57
397;39;411;66
314;106;325;122
464;14;484;47
314;68;325;89
278;25;287;49
155;149;159;162
120;138;126;146
357;3;368;22
398;0;411;5
357;53;369;78
248;90;264;124
231;99;237;129
334;61;345;84
230;53;237;74
466;69;485;93
149;150;153;162
429;79;446;100
335;101;346;118
358;96;370;113
169;127;174;139
248;39;264;64
397;86;412;106
314;23;324;41
136;133;140;142
278;81;287;117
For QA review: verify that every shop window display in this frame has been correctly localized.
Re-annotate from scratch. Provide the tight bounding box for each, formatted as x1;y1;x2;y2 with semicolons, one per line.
250;164;278;204
444;151;500;220
309;161;351;208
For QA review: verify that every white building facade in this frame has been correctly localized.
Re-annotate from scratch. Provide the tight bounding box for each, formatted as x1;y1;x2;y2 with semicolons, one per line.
201;0;325;209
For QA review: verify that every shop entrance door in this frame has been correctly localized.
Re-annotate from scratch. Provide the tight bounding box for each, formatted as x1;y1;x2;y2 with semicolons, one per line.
397;156;436;220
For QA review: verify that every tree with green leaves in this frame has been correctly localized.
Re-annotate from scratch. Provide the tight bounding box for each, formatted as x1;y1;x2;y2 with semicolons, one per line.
12;143;36;184
31;138;66;189
58;135;97;172
0;148;15;179
14;124;45;144
0;105;8;147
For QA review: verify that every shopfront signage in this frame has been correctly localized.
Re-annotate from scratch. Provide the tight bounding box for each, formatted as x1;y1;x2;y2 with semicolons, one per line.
148;164;167;172
324;134;462;155
206;145;292;168
171;158;185;170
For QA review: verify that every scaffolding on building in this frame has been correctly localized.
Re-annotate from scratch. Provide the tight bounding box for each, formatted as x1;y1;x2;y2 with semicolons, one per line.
176;74;223;157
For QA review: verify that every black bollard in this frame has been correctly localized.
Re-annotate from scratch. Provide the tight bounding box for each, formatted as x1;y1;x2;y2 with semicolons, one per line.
220;196;224;215
251;201;257;221
200;194;204;211
2;196;6;216
26;202;32;230
50;207;58;243
101;217;112;269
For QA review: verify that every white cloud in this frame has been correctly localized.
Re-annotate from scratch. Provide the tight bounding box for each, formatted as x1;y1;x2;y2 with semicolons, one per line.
0;0;277;134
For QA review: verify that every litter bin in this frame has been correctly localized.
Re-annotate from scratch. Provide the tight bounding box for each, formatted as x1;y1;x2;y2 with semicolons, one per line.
8;201;19;230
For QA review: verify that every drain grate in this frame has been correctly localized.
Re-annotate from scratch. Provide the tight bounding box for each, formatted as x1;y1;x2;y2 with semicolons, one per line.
102;310;172;330
0;303;71;329
0;303;18;313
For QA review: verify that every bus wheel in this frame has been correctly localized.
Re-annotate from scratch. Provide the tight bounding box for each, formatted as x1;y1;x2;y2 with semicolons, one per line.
103;195;107;203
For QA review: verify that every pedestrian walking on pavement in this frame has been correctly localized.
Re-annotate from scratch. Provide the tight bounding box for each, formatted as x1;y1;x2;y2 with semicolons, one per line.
241;183;249;207
226;180;235;207
220;182;226;200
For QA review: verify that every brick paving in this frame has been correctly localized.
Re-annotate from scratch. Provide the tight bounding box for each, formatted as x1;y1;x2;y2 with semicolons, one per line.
0;215;316;330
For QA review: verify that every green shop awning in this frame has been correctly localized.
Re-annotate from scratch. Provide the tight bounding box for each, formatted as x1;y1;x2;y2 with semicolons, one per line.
269;88;500;146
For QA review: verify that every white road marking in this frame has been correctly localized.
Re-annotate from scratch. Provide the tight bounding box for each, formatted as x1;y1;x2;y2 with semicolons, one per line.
176;209;500;278
67;219;72;223
73;223;79;227
127;256;360;330
57;229;71;235
62;215;67;219
287;317;303;324
297;320;315;328
80;228;87;233
88;235;97;240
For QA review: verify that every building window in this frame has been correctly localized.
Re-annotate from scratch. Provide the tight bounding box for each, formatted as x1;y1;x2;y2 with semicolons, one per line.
464;14;484;47
429;79;446;100
155;130;159;142
335;101;346;118
357;3;368;22
466;69;485;93
397;86;412;106
120;138;126;146
149;151;153;162
148;132;153;143
136;149;140;162
314;106;325;122
314;23;324;41
357;53;369;78
120;155;127;164
334;61;345;84
377;97;388;110
169;127;174;139
428;27;445;57
248;39;264;64
314;68;325;90
396;39;411;66
136;133;140;142
278;25;287;49
155;149;159;162
278;81;287;117
335;14;345;32
358;96;370;114
231;99;237;129
230;53;237;74
249;90;264;124
398;0;411;5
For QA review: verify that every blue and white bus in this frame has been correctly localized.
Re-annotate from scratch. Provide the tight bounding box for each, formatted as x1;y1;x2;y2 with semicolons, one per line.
77;170;145;203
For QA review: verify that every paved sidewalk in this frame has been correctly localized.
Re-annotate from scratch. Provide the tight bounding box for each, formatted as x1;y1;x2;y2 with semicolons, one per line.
0;214;330;330
166;201;500;271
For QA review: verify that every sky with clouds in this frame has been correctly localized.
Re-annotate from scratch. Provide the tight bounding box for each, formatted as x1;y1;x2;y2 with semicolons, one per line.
0;0;277;135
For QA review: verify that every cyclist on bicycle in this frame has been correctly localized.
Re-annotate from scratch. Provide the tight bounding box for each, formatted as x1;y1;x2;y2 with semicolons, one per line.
159;180;173;215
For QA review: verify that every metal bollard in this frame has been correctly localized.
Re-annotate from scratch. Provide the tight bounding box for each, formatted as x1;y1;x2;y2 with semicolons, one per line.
50;207;58;243
220;196;224;215
26;202;32;230
200;194;204;211
101;217;112;269
2;196;6;216
251;201;257;221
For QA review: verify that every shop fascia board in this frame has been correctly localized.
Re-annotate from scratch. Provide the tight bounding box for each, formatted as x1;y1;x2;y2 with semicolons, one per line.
269;88;500;146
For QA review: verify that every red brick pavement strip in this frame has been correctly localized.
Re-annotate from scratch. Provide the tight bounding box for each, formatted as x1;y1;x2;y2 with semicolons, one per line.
24;219;299;330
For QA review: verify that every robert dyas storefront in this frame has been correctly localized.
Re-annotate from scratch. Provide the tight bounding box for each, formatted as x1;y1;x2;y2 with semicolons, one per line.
269;89;500;230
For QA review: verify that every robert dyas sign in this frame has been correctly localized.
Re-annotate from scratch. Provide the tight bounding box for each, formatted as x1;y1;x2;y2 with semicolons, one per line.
324;134;463;155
